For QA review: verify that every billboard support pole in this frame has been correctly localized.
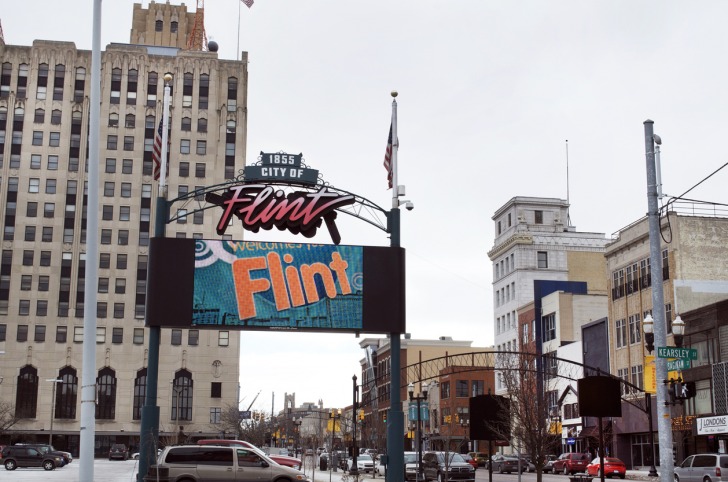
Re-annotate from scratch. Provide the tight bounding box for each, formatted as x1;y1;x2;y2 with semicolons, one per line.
138;77;172;482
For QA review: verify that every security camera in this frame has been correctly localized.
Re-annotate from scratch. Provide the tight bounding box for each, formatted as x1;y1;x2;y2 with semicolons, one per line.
653;134;662;145
405;201;414;211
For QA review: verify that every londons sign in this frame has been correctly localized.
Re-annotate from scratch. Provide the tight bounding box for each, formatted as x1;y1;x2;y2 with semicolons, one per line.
697;415;728;435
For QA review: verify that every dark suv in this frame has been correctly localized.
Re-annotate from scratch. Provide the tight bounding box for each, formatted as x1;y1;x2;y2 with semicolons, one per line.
22;444;72;466
422;451;476;482
109;443;129;460
1;445;64;471
552;453;590;475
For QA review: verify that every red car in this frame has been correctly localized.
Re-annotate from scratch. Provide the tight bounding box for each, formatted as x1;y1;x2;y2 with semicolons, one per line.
586;457;626;479
462;453;478;470
552;452;590;475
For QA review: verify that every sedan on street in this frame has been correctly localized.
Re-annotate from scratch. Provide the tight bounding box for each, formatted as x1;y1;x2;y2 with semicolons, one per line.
586;457;626;479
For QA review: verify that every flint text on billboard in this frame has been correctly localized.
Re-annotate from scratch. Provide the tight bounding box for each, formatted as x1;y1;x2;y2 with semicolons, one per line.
233;250;352;319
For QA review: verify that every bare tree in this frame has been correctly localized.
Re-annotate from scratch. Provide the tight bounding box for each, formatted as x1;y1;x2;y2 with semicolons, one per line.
492;350;578;481
0;400;19;439
218;404;269;446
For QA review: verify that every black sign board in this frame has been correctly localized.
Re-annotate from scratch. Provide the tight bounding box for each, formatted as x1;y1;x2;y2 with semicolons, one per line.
244;152;319;185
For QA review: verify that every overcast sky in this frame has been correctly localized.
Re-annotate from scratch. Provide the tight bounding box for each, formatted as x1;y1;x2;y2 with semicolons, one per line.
4;1;728;411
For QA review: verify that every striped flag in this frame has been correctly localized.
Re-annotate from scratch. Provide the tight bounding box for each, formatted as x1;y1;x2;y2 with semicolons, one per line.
383;124;393;189
242;0;254;8
152;119;163;181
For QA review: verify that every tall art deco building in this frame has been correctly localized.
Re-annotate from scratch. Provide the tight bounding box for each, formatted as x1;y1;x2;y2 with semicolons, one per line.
0;1;245;455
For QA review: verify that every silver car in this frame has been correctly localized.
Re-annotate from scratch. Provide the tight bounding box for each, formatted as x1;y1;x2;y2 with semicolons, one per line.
674;454;728;482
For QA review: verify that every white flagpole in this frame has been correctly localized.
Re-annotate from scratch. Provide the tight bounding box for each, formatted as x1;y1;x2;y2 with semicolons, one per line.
391;91;399;209
237;0;241;61
159;74;172;196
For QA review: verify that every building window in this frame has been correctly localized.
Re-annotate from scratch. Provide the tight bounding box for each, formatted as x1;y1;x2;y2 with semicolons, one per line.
15;365;38;418
535;210;543;224
196;140;206;154
218;331;229;346
36;300;48;317
628;314;642;345
112;327;123;344
17;324;29;341
133;328;144;344
543;313;556;341
189;330;199;346
210;407;222;424
179;161;189;177
133;368;147;420
56;326;67;343
56;368;78;419
171;329;182;346
471;380;484;397
106;135;117;150
74;326;84;343
180;139;190;154
96;367;116;420
455;380;469;397
615;319;627;348
440;381;450;399
195;163;206;177
113;303;124;318
172;369;193;421
537;251;548;269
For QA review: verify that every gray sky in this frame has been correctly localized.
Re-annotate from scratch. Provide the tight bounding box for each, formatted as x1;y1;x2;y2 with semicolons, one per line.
4;0;728;410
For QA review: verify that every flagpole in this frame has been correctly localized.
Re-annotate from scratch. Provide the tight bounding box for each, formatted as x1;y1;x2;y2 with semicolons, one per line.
159;74;172;196
390;92;398;209
236;0;241;61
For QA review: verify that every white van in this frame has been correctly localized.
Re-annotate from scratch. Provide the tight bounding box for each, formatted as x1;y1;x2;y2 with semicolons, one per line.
156;445;310;482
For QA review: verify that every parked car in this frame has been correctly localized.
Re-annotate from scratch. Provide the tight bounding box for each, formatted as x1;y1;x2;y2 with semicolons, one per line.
131;448;163;460
403;452;420;480
586;457;626;479
490;454;527;474
462;453;478;470
422;451;476;482
543;455;558;473
16;444;72;466
196;439;302;470
552;452;591;475
468;452;488;467
347;454;375;473
1;445;63;471
674;453;728;482
108;443;129;461
157;445;310;482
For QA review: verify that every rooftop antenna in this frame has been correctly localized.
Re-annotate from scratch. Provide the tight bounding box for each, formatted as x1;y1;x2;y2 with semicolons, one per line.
565;139;572;226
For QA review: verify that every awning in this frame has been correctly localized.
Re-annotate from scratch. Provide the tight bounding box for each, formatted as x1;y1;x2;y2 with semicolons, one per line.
579;421;612;438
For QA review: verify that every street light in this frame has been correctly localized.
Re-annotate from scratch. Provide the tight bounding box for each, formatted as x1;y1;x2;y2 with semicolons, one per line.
46;378;63;445
329;409;341;474
643;314;685;353
408;381;429;482
459;416;470;452
293;417;302;458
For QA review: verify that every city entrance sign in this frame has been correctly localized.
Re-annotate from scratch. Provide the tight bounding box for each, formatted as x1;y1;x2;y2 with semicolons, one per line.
657;347;697;360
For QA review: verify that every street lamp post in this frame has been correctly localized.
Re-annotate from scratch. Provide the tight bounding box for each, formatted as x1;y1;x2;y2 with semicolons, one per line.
46;378;62;445
329;409;341;474
293;417;302;458
408;382;429;482
459;417;469;452
643;313;686;478
352;375;360;476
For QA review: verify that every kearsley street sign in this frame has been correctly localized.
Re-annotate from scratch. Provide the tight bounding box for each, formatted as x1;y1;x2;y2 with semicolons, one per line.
657;346;697;360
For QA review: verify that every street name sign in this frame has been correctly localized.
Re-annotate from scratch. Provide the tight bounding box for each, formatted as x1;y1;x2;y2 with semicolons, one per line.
657;347;697;360
666;359;690;371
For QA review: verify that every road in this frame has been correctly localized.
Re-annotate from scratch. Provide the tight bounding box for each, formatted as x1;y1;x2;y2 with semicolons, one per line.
4;459;648;482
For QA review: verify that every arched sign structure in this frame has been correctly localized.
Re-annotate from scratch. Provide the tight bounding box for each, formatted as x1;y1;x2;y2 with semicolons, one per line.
146;152;406;334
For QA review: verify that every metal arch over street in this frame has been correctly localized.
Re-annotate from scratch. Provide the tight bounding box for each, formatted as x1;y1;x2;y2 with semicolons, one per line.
365;350;650;414
165;176;392;235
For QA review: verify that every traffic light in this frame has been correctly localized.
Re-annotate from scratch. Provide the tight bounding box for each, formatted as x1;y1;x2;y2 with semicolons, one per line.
359;409;365;421
683;381;697;399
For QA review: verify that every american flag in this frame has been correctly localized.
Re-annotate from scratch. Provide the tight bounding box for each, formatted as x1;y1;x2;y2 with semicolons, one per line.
383;124;393;189
152;119;163;181
242;0;254;8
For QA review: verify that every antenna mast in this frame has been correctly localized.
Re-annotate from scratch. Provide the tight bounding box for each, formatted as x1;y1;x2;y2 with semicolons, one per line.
186;0;208;51
565;139;572;227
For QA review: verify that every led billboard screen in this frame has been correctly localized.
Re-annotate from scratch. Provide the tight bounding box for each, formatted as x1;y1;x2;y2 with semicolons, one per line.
146;238;405;333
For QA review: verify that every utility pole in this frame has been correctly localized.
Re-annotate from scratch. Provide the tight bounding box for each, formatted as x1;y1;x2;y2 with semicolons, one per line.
643;120;674;482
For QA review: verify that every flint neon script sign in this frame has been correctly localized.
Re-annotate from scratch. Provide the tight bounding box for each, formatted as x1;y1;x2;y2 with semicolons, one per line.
206;184;355;245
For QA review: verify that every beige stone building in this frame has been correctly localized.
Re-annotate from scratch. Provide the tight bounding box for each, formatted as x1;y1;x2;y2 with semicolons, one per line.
0;1;245;456
605;209;728;466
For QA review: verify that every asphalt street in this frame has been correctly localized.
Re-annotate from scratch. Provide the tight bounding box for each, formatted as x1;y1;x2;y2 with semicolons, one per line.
0;458;656;482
